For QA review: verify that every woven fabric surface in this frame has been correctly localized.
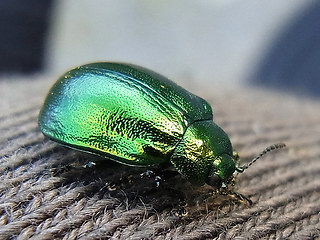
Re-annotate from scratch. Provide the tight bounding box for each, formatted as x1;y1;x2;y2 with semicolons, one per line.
1;76;320;240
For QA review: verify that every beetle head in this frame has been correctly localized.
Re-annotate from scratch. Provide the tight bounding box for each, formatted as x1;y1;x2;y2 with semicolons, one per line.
206;152;237;189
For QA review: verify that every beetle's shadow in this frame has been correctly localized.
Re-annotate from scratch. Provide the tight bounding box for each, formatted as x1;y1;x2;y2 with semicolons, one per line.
49;146;245;217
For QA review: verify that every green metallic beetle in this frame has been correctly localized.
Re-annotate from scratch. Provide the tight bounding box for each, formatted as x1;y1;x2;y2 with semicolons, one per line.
39;62;285;190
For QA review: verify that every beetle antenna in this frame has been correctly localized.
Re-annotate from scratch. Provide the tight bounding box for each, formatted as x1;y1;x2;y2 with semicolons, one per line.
236;143;286;172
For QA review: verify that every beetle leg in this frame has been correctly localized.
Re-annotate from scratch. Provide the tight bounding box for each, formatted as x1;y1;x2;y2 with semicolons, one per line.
140;170;163;187
219;187;252;205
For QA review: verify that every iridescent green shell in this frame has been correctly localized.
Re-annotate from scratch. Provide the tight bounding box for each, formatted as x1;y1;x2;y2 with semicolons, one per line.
39;62;235;186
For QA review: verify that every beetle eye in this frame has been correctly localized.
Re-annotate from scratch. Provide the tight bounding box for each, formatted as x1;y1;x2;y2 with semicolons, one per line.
206;174;223;189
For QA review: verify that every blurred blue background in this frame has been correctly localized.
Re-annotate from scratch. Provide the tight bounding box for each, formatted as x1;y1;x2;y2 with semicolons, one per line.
1;0;319;97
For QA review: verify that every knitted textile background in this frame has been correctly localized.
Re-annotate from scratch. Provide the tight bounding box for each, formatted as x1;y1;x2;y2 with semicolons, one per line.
1;77;320;239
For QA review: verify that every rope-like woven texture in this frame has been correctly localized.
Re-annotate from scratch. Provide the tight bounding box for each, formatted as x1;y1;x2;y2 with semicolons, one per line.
1;77;320;239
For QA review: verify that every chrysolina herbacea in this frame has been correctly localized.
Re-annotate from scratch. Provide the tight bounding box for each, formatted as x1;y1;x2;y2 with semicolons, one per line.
39;62;285;201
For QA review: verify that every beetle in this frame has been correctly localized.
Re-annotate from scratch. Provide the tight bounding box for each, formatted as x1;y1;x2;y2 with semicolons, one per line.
39;62;285;195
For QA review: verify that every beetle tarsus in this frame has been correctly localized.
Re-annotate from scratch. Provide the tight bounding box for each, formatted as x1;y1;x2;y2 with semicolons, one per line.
219;188;252;205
